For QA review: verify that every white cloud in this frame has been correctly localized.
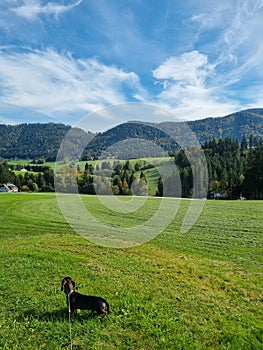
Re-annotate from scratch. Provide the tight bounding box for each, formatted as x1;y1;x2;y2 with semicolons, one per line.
1;1;263;127
152;51;240;120
11;0;82;21
0;48;144;115
153;51;213;86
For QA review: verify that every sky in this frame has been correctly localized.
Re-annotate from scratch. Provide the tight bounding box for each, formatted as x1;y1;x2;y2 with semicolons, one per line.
0;0;263;132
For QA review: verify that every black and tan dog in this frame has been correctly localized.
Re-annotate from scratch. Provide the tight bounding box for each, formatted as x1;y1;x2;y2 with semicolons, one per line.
61;276;109;316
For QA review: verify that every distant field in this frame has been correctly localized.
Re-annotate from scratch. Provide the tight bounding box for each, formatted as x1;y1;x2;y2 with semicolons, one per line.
6;157;171;168
7;158;172;195
0;193;262;349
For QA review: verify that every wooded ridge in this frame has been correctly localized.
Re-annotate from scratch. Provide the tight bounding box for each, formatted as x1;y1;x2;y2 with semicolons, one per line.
0;108;262;160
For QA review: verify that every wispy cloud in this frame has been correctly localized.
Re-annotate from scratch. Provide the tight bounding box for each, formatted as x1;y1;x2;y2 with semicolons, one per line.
0;0;82;42
169;0;263;118
0;48;145;116
81;1;169;72
190;0;263;75
10;0;82;21
1;1;263;128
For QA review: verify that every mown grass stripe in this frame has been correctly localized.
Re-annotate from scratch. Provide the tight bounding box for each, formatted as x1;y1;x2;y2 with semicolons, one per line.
0;193;262;349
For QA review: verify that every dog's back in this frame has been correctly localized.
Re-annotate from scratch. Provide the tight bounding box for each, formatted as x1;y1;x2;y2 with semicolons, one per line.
61;277;109;316
68;290;109;316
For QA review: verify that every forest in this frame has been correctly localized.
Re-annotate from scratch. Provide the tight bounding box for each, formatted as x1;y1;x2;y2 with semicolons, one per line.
1;135;262;199
0;123;92;160
1;109;263;161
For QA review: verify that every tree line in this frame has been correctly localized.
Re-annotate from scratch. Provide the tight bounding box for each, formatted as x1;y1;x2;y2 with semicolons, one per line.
156;135;262;199
1;135;262;199
0;162;54;192
55;160;148;196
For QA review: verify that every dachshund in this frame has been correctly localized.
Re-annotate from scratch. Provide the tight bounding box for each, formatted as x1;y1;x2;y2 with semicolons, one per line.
61;276;109;316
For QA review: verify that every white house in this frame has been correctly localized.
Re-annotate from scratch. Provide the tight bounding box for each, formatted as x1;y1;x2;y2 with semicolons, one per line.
0;183;19;193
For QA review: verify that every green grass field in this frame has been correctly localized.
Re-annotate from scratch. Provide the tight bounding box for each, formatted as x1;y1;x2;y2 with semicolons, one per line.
0;193;262;349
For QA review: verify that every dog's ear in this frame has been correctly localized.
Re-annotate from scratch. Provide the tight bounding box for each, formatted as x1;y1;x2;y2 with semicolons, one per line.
71;279;75;288
61;277;70;291
61;278;65;291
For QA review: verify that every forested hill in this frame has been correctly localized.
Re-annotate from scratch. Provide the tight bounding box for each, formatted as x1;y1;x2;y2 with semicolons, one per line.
0;108;263;160
84;108;263;158
0;123;93;160
187;108;263;143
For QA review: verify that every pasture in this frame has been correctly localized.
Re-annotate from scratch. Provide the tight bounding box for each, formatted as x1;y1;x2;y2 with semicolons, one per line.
0;193;262;349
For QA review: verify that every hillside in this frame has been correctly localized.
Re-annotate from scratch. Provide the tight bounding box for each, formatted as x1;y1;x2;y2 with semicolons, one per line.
0;123;93;160
0;108;262;160
187;108;263;143
84;108;263;158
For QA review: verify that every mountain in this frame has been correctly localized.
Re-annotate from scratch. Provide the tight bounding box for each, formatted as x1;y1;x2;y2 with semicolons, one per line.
0;123;93;160
83;108;263;158
0;109;262;160
187;108;263;144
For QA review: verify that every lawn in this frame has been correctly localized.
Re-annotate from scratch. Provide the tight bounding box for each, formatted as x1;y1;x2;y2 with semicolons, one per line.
0;193;262;349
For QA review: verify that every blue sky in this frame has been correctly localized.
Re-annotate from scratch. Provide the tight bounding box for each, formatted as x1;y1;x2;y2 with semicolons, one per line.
0;0;263;131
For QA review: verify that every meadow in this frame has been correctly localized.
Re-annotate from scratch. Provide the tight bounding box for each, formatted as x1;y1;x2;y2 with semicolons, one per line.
0;193;262;349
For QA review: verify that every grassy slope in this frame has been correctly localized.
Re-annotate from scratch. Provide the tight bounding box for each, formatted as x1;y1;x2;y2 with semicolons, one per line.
0;194;262;349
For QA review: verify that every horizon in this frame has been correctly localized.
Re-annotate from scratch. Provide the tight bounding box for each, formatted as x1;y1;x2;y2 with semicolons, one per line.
1;106;263;133
1;1;263;132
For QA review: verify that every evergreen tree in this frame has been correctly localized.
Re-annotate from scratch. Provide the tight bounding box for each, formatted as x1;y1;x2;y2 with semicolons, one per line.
156;176;163;197
0;161;14;184
243;145;263;199
241;135;248;152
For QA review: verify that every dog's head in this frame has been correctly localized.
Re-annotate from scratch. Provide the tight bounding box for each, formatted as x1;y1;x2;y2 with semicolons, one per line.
61;276;75;294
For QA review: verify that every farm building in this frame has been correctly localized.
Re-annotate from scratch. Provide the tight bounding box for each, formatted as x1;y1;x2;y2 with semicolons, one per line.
0;183;19;193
